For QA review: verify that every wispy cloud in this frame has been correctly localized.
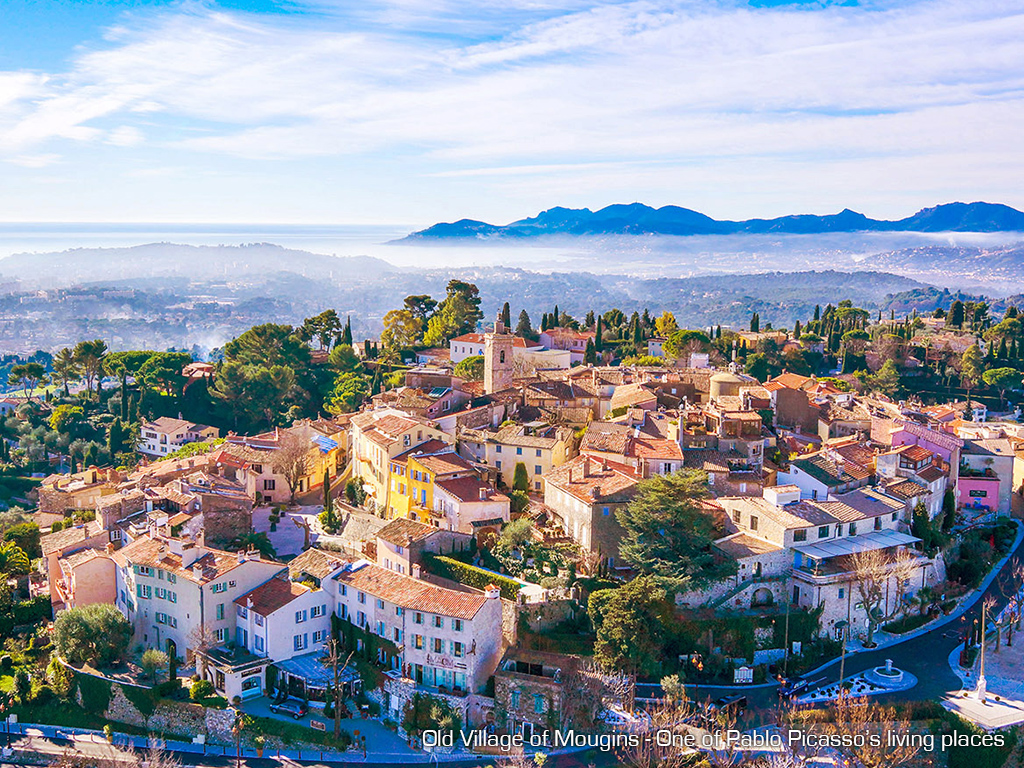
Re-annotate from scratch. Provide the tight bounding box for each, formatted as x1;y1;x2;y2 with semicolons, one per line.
1;0;1024;221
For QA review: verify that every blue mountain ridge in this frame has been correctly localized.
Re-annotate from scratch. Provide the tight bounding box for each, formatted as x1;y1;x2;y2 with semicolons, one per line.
404;201;1024;239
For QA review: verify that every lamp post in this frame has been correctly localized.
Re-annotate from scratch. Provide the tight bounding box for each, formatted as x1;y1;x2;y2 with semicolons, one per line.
836;621;849;690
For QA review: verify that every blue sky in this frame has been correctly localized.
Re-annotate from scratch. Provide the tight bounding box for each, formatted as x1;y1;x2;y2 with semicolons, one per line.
1;0;1022;226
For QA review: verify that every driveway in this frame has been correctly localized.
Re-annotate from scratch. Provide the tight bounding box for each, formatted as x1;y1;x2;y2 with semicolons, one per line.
242;696;411;755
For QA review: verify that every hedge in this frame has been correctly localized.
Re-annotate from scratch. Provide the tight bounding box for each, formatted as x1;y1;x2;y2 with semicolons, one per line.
421;552;521;600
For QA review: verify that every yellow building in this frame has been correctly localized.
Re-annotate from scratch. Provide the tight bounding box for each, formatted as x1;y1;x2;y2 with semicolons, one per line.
387;443;478;523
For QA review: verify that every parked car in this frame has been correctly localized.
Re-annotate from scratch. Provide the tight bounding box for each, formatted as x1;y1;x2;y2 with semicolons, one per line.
269;698;308;719
711;694;747;716
778;677;823;699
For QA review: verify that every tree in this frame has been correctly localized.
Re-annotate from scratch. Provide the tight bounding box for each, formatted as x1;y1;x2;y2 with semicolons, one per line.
589;577;670;676
960;344;985;403
141;648;169;684
53;603;132;666
322;637;354;738
51;347;82;396
403;294;437;334
299;310;343;351
850;547;919;648
617;471;736;589
816;691;922;768
232;531;276;560
423;280;483;346
272;433;314;504
8;362;48;402
750;312;760;333
223;323;310;369
512;462;529;492
320;468;337;532
583;339;597;365
325;370;368;415
868;359;901;398
402;692;462;738
381;309;421;351
138;352;191;398
662;329;710;360
452;355;484;381
3;521;41;559
500;301;512;330
982;366;1022;409
654;311;679;337
949;299;965;328
73;339;109;398
515;309;534;339
48;404;86;435
13;668;31;702
340;315;353;346
0;540;30;575
190;679;215;702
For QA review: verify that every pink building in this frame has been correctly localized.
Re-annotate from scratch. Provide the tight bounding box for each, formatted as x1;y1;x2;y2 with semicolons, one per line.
957;475;1001;514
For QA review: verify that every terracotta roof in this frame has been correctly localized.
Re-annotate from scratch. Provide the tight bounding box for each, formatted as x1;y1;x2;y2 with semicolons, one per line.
41;520;105;556
715;533;783;559
884;479;930;500
60;547;109;570
683;449;748;473
392;439;450;464
376;517;437;546
720;496;837;529
627;437;683;461
917;465;947;483
767;373;815;391
143;417;196;434
830;487;905;517
235;575;309;615
899;444;934;462
581;424;629;455
110;535;279;584
450;333;534;348
412;451;476;476
334;562;490;620
288;548;350;582
791;452;871;487
544;455;640;503
434;476;508;504
609;383;658;411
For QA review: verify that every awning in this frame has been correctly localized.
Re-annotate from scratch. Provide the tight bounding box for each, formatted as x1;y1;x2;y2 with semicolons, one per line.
276;652;361;688
793;530;920;560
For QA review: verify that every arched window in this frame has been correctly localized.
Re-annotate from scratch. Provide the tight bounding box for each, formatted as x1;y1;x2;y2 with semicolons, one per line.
499;351;506;364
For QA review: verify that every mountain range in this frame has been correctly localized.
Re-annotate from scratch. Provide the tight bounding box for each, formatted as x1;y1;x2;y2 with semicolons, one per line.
403;201;1024;240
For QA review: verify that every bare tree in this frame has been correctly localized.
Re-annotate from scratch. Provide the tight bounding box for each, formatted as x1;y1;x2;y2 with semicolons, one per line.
187;622;219;665
322;637;354;738
850;547;920;647
272;432;315;504
817;692;921;768
48;738;182;768
615;695;697;768
560;658;635;729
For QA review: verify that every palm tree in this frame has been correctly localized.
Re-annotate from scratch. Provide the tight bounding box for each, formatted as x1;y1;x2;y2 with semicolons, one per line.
231;531;276;560
52;347;82;396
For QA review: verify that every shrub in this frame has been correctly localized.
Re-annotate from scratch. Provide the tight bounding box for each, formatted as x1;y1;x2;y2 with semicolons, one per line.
421;552;520;600
32;684;55;704
190;679;215;702
53;603;131;666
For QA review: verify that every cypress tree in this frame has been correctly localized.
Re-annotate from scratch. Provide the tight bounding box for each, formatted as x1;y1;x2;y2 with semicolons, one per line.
813;305;821;322
552;305;560;327
501;302;511;330
595;316;604;351
794;320;802;338
584;339;597;365
998;336;1008;360
342;316;353;346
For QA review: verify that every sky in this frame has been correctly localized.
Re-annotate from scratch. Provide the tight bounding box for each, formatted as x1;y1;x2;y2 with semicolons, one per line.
1;0;1023;227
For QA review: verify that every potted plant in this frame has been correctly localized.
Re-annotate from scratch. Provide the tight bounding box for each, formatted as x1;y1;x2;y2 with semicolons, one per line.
254;734;266;757
103;724;114;743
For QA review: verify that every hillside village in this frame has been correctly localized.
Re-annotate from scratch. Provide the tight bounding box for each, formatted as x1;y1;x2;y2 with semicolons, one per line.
0;285;1022;764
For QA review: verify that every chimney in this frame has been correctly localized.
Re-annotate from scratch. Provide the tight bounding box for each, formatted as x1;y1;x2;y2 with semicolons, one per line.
105;541;115;554
484;584;501;600
591;484;601;500
237;550;247;564
478;486;488;501
582;459;590;478
192;563;203;579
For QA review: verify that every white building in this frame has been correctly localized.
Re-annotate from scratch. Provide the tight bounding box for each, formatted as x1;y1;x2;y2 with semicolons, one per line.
449;333;542;364
138;417;219;458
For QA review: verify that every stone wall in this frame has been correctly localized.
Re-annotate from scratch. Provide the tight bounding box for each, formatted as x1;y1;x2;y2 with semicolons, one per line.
76;674;234;745
521;598;575;633
500;598;519;647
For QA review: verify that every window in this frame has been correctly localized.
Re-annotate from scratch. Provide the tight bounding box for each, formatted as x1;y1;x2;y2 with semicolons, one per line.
395;607;404;617
137;585;151;599
732;511;741;522
848;522;857;535
793;529;807;542
452;619;463;632
357;610;366;627
836;525;843;537
495;446;502;453
838;588;845;599
263;479;276;491
293;634;308;651
452;641;465;658
376;598;385;610
433;615;444;628
214;628;227;642
311;605;326;618
254;636;264;652
818;526;829;539
167;573;176;584
313;630;326;643
254;614;264;626
533;694;545;714
749;515;759;531
295;610;308;623
135;565;153;577
534;465;542;475
495;460;501;470
892;512;899;521
394;628;402;642
341;585;347;596
516;447;523;455
874;517;882;531
252;464;262;474
602;506;610;517
414;634;424;649
358;591;366;604
536;449;542;457
211;582;227;594
414;612;423;624
377;621;385;636
216;603;224;621
433;638;444;653
511;691;520;709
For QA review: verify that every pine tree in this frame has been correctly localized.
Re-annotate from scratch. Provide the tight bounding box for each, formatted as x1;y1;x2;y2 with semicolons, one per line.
515;309;533;339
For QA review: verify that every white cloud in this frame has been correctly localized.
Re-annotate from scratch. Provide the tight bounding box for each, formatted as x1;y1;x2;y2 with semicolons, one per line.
1;0;1024;219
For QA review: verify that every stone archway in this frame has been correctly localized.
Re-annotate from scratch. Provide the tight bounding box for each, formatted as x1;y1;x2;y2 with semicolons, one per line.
751;587;774;608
